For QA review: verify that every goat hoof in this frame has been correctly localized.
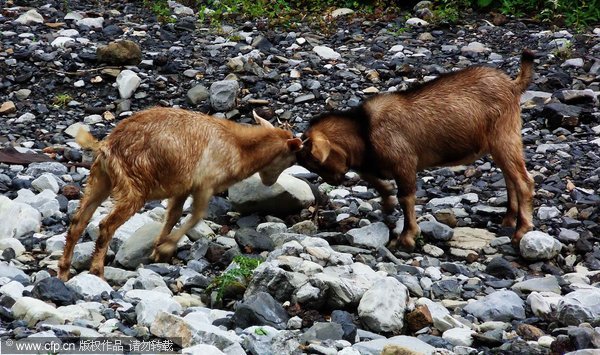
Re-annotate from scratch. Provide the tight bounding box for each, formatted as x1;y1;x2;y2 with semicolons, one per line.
501;216;517;228
57;270;70;282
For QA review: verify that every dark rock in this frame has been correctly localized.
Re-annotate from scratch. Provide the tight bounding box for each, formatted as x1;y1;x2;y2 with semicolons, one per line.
485;256;518;279
331;310;358;343
234;228;274;252
232;291;289;330
31;277;79;306
300;322;344;344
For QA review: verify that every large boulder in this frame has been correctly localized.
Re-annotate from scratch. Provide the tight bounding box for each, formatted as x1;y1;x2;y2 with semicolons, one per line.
463;290;525;322
0;195;41;239
358;277;409;333
115;221;162;269
228;173;314;216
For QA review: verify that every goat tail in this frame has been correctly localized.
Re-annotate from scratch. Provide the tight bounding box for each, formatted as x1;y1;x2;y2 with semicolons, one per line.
75;127;101;152
514;49;535;94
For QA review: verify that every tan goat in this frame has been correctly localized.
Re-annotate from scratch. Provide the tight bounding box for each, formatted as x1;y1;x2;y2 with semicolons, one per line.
58;107;303;281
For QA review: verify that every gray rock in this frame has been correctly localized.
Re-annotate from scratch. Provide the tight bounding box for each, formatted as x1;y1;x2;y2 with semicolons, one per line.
228;173;314;216
294;93;316;103
394;273;423;297
187;85;210;105
31;173;64;194
0;195;41;239
537;206;561;220
210;80;239;111
463;290;525;322
116;69;141;99
232;292;289;330
15;9;44;25
512;276;561;294
558;228;580;243
346;222;389;249
562;58;584;68
0;262;29;283
557;289;600;326
115;221;162;269
71;241;96;271
419;220;454;241
358;277;409;333
352;335;436;355
25;162;68;176
461;41;490;56
519;231;562;260
76;17;104;29
66;274;113;298
300;322;343;344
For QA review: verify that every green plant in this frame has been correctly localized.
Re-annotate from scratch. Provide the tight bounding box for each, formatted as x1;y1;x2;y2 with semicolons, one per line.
415;232;425;249
143;0;176;23
53;93;72;107
207;255;262;302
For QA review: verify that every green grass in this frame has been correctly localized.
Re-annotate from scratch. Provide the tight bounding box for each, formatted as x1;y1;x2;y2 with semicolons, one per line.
52;93;72;107
207;255;262;302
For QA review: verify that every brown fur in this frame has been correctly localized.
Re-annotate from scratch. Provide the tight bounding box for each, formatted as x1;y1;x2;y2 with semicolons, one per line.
58;107;302;281
298;50;535;250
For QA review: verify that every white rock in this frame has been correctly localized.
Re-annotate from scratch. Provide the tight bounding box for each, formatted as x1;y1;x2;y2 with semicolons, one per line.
64;11;84;21
527;292;561;319
442;327;474;347
358;277;409;333
58;29;80;37
15;10;44;25
562;58;584;68
352;335;435;355
45;234;66;253
405;17;429;27
185;219;215;241
520;231;562;260
0;195;41;239
331;8;354;18
31;173;61;194
66;273;113;298
76;17;104;29
64;122;89;138
12;297;65;327
116;69;141;99
389;44;404;52
538;335;555;348
182;344;225;355
0;280;25;299
0;238;26;257
313;46;341;60
51;37;75;48
346;222;389;249
125;289;182;327
13;189;61;218
416;298;466;332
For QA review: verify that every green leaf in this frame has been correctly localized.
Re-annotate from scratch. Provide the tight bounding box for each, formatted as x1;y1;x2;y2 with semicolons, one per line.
255;328;268;336
477;0;494;7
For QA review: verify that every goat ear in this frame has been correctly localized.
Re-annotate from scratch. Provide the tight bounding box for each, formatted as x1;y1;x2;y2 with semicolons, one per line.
287;137;303;152
311;133;331;163
253;110;274;128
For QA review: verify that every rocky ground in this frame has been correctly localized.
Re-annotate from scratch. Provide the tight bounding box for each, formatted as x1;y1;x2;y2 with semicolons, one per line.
1;0;600;354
